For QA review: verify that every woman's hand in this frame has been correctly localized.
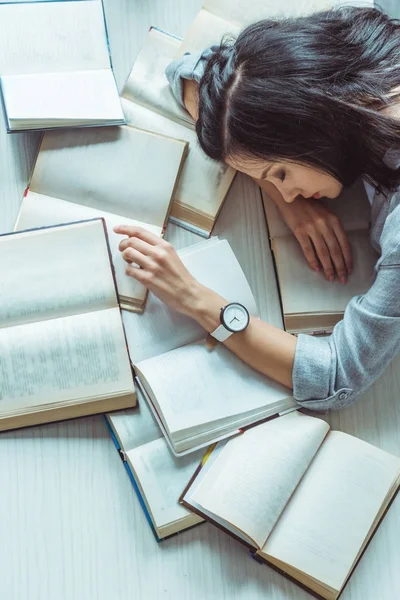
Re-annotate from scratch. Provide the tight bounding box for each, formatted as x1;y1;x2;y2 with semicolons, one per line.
114;225;225;325
258;180;352;283
278;195;352;283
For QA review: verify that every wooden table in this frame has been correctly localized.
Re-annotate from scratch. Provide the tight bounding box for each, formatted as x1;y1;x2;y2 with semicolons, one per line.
0;1;398;599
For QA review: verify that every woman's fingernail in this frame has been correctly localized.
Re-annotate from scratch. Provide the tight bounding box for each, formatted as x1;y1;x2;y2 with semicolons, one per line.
329;275;335;282
340;276;347;284
348;269;352;275
314;266;321;272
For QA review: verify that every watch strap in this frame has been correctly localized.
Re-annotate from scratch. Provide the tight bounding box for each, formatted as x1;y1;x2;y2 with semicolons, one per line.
210;323;233;342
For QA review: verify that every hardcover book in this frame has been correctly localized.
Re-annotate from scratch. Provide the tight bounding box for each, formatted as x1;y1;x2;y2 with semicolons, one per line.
181;411;400;600
0;0;124;131
0;219;136;431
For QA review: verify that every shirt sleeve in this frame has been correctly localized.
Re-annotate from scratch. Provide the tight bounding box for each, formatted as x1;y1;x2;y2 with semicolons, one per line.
165;46;219;107
292;219;400;410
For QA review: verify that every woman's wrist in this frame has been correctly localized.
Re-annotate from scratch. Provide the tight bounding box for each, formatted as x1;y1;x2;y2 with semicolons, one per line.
183;281;227;333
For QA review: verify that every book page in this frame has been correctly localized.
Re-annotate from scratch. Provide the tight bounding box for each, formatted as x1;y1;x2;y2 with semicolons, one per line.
263;179;370;240
123;238;259;364
126;439;204;530
274;230;377;316
0;1;110;75
181;1;373;55
179;9;240;56
2;70;123;126
107;399;162;454
122;99;234;220
15;192;162;307
263;431;400;593
0;220;117;329
30;125;185;227
189;413;329;548
204;0;335;25
136;341;294;441
0;307;134;415
122;28;193;128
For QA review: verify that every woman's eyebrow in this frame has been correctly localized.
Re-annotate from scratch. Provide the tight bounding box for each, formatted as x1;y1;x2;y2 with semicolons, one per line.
260;165;272;179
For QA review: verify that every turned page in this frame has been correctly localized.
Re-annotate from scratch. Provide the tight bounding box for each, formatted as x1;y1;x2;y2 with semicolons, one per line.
274;230;377;315
122;28;193;127
15;191;160;307
121;99;233;223
0;220;117;329
29;126;186;227
124;239;258;364
107;398;162;453
135;341;294;441
0;308;134;415
187;413;329;548
262;432;400;593
126;439;204;530
121;32;235;223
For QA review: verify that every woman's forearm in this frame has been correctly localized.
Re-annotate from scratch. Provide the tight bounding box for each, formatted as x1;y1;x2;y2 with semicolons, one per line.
186;282;296;389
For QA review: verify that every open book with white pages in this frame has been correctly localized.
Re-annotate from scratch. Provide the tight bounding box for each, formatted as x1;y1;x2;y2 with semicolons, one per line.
262;179;378;335
120;27;236;237
181;411;400;600
111;237;295;456
14;124;187;313
0;0;124;131
0;218;136;432
106;399;205;541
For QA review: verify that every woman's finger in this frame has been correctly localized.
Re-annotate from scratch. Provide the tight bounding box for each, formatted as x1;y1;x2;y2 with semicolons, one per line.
331;221;353;274
121;247;151;268
309;232;335;281
114;224;161;246
294;232;321;273
318;226;348;283
118;235;154;255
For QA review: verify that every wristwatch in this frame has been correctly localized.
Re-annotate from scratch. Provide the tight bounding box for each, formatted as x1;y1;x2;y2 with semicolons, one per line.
210;302;250;342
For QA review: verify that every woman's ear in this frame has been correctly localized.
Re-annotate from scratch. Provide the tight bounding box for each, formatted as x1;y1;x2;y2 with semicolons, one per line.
183;79;199;121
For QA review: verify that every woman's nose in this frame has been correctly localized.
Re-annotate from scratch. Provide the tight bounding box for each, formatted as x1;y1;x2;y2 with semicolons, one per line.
281;189;298;204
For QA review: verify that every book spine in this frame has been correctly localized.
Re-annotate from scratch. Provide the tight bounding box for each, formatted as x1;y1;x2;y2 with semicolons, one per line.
104;416;121;452
149;25;182;42
168;216;211;238
103;416;162;542
100;0;113;70
122;460;162;543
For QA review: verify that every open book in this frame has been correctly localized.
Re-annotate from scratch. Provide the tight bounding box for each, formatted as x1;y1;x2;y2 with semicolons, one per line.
120;237;295;455
179;0;375;54
262;180;377;334
120;27;236;237
0;219;136;432
0;0;124;131
106;400;205;540
181;411;400;600
14;125;187;312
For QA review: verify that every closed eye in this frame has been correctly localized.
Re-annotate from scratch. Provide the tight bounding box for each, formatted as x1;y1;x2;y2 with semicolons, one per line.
277;169;286;182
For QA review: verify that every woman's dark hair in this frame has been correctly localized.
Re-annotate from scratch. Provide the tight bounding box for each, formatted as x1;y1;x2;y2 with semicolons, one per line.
196;7;400;192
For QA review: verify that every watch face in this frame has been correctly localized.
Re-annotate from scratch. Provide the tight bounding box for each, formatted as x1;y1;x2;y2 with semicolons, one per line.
221;303;250;333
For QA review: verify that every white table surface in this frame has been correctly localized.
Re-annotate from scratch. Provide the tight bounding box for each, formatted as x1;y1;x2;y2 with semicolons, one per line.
0;1;399;599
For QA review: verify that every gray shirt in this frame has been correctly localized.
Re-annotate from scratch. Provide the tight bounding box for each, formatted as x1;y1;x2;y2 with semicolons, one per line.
166;50;400;411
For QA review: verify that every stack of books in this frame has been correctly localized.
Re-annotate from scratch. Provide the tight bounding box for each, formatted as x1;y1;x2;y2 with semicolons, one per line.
0;1;396;600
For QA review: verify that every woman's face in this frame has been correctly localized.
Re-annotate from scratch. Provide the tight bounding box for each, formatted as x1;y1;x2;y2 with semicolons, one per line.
226;156;343;202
